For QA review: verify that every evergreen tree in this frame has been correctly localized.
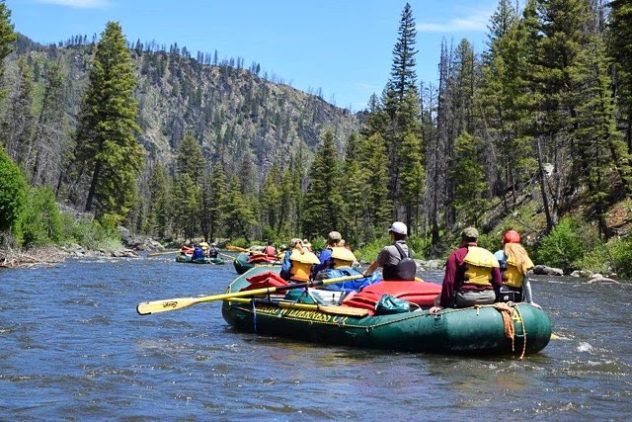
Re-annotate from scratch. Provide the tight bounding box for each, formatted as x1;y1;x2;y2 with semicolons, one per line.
144;162;171;239
0;147;26;234
608;0;632;153
4;58;34;167
571;34;631;237
341;133;366;244
176;133;206;184
387;3;418;104
302;131;344;238
363;133;391;235
260;163;283;238
223;176;257;242
172;173;199;239
31;63;67;187
208;162;226;240
72;21;144;221
448;132;489;226
0;1;16;103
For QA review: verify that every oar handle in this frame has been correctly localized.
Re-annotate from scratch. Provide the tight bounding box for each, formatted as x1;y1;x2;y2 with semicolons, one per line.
136;274;364;315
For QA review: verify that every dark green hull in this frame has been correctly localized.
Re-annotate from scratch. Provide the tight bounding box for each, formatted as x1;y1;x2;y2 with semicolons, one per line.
221;267;552;355
176;255;225;265
233;253;254;274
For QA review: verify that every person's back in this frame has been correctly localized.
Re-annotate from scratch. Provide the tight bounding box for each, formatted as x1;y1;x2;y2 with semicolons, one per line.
495;230;535;303
363;222;416;281
430;227;501;313
263;243;276;257
192;246;205;260
208;243;219;258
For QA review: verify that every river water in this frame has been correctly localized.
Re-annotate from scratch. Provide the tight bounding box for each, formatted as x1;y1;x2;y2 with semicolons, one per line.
1;256;630;420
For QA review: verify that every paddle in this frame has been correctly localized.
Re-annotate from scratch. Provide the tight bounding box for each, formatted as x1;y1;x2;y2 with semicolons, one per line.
136;274;364;315
147;250;179;257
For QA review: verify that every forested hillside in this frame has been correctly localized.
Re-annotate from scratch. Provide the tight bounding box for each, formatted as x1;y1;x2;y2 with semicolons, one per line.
1;29;359;241
1;0;632;276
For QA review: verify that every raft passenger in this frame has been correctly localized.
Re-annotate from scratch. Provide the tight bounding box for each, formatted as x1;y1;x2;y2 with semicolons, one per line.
191;245;205;261
429;227;502;314
363;222;416;281
280;239;320;282
263;241;277;258
494;230;537;305
312;231;343;276
208;242;219;258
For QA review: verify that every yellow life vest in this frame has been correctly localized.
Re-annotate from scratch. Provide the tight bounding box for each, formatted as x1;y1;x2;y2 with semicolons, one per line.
289;249;320;282
463;246;499;286
331;247;356;269
502;243;534;288
503;262;524;288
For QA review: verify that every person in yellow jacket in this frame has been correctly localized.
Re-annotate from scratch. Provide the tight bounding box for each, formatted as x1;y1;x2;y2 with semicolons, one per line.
279;239;320;282
430;227;502;313
494;230;538;305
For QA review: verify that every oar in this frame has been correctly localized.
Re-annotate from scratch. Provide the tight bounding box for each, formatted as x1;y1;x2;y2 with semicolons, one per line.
219;252;236;260
227;245;250;252
136;274;364;316
147;250;179;257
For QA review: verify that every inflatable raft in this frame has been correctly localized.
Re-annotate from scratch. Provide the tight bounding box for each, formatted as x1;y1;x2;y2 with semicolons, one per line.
233;252;279;274
176;254;225;265
221;267;552;355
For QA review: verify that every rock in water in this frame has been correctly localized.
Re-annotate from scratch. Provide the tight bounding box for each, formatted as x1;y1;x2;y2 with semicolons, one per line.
532;265;564;276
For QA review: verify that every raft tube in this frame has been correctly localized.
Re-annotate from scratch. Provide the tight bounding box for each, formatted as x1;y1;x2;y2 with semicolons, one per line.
176;255;225;265
221;267;552;355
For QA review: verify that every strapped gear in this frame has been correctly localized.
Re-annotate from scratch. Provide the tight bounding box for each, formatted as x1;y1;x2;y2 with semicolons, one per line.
382;242;416;281
463;246;499;286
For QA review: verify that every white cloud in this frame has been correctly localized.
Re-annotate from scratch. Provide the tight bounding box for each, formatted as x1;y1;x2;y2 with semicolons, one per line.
36;0;108;8
417;10;491;33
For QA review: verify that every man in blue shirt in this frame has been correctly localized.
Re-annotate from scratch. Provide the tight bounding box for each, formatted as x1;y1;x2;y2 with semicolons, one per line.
312;231;342;275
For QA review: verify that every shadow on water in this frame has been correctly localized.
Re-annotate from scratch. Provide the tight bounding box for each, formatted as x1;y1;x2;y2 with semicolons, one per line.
0;259;631;419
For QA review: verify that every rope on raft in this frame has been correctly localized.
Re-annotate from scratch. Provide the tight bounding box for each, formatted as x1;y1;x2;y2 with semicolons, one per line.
490;302;527;359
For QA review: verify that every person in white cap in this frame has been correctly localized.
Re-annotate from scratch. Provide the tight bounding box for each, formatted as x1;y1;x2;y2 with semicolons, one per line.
363;222;416;281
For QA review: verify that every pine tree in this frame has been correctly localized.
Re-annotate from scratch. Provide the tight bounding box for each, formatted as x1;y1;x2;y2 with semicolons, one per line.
0;1;16;104
387;3;418;105
571;34;631;237
172;173;199;239
302;131;344;238
144;162;171;239
449;132;489;226
31;63;67;187
208;162;226;240
4;58;34;168
176;133;206;184
363;133;391;236
608;0;632;153
223;176;257;242
0;147;26;234
72;21;144;221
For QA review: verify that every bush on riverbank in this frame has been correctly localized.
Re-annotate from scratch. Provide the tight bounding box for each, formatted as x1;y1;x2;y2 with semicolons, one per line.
0;148;27;233
534;217;586;274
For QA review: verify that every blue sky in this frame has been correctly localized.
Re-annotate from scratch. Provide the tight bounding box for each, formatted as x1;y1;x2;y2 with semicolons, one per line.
7;0;500;111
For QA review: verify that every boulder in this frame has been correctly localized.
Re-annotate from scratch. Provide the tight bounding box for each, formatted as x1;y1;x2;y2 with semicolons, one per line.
418;259;444;270
570;270;593;278
532;265;564;276
586;273;619;284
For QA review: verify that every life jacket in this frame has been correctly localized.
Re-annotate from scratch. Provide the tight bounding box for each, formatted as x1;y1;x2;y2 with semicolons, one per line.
502;244;534;288
462;246;499;287
289;249;320;282
263;245;277;257
318;266;376;292
382;242;416;281
192;247;205;260
330;247;356;269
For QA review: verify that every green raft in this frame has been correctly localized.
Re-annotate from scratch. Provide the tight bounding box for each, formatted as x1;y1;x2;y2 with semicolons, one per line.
176;255;225;265
233;252;280;274
221;266;552;355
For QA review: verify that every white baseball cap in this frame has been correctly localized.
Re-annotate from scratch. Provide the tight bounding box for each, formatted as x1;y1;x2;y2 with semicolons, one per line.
389;221;407;235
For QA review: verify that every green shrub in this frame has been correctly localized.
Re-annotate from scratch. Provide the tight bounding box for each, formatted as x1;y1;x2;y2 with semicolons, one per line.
62;213;120;250
573;243;610;274
17;187;63;247
354;236;389;263
535;217;586;273
230;237;250;249
0;148;27;232
608;235;632;279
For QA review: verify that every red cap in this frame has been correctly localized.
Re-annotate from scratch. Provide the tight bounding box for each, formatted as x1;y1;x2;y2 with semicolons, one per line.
503;230;521;244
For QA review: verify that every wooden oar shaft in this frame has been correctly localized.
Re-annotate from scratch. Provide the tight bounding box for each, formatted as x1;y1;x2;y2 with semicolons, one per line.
148;250;179;257
136;274;363;315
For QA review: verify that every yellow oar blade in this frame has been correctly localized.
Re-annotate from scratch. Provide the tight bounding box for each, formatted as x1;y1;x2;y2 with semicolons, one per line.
136;296;201;315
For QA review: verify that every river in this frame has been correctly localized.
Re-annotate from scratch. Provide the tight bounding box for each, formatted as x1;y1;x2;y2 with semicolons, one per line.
1;256;630;419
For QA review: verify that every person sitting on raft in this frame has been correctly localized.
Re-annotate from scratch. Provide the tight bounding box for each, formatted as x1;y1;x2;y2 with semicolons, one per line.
208;242;220;259
263;241;277;258
312;231;343;276
494;230;537;305
314;244;376;292
429;227;502;314
191;244;205;261
362;221;416;281
280;239;320;283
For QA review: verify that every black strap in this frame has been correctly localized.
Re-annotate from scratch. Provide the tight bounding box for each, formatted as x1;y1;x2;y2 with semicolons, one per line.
393;242;408;259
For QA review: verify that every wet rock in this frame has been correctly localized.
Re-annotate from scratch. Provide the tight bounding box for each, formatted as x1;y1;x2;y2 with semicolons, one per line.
586;273;619;284
570;270;593;278
532;265;564;276
418;259;444;270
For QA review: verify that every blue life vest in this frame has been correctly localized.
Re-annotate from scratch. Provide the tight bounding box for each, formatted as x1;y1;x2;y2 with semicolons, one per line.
192;247;205;260
320;267;379;293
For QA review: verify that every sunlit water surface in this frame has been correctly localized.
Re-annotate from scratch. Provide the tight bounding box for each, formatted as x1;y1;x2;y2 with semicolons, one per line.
1;257;630;419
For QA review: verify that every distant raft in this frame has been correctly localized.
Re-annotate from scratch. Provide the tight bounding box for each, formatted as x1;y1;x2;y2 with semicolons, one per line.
221;266;552;356
233;252;279;274
175;254;225;265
